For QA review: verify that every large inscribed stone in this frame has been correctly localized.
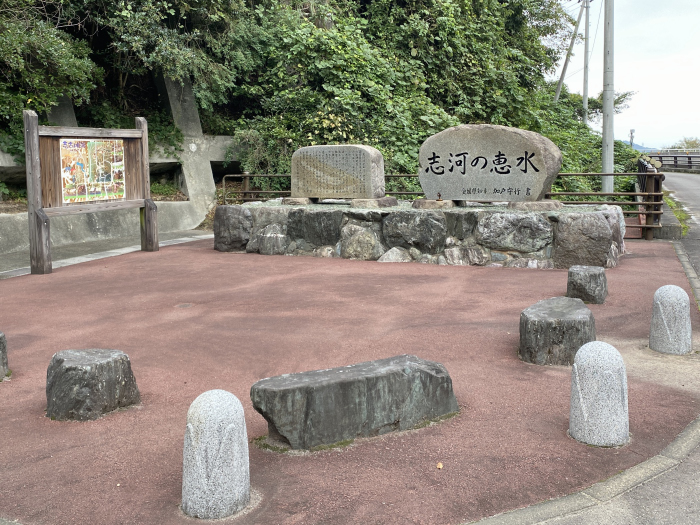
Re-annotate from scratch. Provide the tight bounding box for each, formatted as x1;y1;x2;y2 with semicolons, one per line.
291;145;385;199
418;124;562;202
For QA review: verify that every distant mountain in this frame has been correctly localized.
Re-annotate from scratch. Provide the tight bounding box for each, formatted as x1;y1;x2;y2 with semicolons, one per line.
631;143;658;152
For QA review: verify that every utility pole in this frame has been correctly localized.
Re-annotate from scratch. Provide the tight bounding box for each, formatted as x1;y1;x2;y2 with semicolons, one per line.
554;3;585;103
582;0;591;127
601;0;614;192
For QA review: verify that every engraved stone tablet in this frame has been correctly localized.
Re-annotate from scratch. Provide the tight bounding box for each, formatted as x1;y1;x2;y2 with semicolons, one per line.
418;124;562;202
291;145;385;199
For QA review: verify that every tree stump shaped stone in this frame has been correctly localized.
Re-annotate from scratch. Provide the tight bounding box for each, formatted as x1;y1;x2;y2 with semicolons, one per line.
46;349;140;421
567;265;607;304
650;285;692;354
519;297;596;365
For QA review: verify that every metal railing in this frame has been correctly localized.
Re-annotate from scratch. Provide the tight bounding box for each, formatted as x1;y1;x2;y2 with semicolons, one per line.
221;171;664;240
649;154;700;170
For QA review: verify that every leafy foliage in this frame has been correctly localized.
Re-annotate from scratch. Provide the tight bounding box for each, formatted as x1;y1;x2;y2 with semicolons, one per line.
670;137;700;150
0;0;636;198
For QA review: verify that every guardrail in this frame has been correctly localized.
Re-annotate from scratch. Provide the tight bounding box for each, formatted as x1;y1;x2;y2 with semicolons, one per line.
221;171;663;240
649;154;700;170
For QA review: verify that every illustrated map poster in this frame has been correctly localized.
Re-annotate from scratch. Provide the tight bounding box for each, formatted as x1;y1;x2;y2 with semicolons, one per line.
60;139;126;205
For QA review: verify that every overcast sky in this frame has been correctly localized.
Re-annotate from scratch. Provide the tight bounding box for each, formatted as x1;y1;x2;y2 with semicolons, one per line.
550;0;700;149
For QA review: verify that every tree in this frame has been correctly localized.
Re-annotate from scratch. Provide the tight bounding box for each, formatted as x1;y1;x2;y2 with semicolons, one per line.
671;137;700;149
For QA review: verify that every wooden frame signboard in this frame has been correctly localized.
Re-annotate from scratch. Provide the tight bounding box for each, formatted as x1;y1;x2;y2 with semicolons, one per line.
23;110;158;274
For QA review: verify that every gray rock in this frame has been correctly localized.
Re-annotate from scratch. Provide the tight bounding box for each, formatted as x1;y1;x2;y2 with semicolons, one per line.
606;241;620;269
444;247;467;266
246;207;290;253
182;390;250;519
418;124;562;202
377;246;413;263
507;200;563;211
444;210;479;239
411;199;455;209
538;259;555;270
382;210;447;254
464;245;490;266
257;223;289;256
567;265;608;304
291;145;385;199
303;209;345;246
46;349;140;421
286;207;305;240
437;255;448;265
519;297;596;366
350;197;398;208
0;332;7;380
213;206;252;252
344;209;386;222
650;285;692;355
491;251;508;262
313;245;336;258
283;197;312;205
250;355;459;450
553;212;613;269
409;247;422;260
475;212;553;252
569;342;629;447
599;206;626;254
340;228;387;260
418;254;438;264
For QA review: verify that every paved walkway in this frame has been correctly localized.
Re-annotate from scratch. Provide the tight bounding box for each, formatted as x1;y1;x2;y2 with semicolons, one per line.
0;230;213;279
0;235;699;524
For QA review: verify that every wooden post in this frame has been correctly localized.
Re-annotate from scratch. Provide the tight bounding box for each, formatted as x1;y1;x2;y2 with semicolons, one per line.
35;208;52;272
645;173;654;241
140;199;159;251
135;117;158;251
24;110;52;274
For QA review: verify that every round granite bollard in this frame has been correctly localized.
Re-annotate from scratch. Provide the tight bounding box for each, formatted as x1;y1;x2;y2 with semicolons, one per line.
567;265;607;304
182;390;250;519
650;285;692;355
519;297;596;365
569;342;629;447
0;332;8;380
46;349;140;421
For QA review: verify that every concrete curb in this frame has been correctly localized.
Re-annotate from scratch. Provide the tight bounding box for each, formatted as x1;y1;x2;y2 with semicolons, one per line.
467;415;700;525
0;234;214;280
673;240;700;311
467;240;700;525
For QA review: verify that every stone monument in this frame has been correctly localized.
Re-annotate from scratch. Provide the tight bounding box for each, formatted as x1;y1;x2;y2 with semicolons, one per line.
0;331;8;380
291;145;385;199
569;341;629;447
182;389;250;519
418;124;562;202
46;349;140;421
650;285;692;355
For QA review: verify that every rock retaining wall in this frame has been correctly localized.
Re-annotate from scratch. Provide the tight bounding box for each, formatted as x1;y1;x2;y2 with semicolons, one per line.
214;201;625;269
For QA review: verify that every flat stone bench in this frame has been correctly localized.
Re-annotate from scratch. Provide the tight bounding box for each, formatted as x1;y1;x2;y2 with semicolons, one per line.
250;355;459;450
519;297;596;366
46;349;141;421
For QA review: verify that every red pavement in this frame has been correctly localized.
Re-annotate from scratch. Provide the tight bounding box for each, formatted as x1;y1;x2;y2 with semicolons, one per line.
0;239;698;525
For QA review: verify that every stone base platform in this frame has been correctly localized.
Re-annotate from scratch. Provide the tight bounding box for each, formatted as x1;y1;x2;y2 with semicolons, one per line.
214;200;626;269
